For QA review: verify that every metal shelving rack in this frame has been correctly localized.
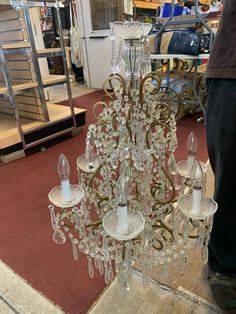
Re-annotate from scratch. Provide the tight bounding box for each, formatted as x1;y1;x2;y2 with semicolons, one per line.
0;0;77;155
158;0;214;48
151;0;214;121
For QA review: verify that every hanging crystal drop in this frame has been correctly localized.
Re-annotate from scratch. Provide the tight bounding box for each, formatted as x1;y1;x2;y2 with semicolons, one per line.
110;32;122;74
102;233;109;260
174;173;180;190
142;264;150;286
115;254;120;273
53;229;66;245
94;257;99;269
116;40;123;74
88;256;94;278
110;153;118;170
168;153;177;189
110;31;116;74
124;264;131;291
77;165;81;186
81;198;89;221
85;140;96;170
182;217;190;245
125;241;132;261
49;205;57;229
72;241;79;261
81;223;86;238
108;261;114;282
160;263;168;281
74;209;80;231
104;262;110;284
202;245;209;264
180;252;187;275
120;159;131;180
74;209;86;239
173;213;179;240
98;259;104;275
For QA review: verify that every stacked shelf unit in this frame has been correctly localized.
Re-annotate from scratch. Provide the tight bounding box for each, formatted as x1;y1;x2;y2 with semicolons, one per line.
0;0;86;162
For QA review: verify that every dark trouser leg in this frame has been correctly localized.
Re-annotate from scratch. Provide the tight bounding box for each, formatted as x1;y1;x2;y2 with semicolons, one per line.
206;78;236;274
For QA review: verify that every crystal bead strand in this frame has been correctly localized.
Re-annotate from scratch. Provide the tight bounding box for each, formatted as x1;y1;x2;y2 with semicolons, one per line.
72;239;79;261
88;256;94;278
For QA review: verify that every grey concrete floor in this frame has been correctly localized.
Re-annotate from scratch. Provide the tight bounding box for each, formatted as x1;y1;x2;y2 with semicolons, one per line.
89;270;222;314
0;261;65;313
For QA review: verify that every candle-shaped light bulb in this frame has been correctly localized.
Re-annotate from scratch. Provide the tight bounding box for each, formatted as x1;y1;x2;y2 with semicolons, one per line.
57;154;71;202
187;131;198;153
187;131;198;175
191;161;203;215
116;175;129;234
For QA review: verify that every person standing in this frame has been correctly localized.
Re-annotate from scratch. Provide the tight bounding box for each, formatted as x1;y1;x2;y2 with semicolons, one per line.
206;0;236;312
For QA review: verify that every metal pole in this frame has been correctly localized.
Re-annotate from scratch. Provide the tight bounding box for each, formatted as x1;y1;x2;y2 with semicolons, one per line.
194;0;214;51
21;0;49;121
0;45;26;148
158;0;175;35
55;0;76;128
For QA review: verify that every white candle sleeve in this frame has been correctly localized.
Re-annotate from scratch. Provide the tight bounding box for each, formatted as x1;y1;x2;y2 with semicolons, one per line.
61;178;71;202
117;204;129;234
192;187;202;215
187;153;195;175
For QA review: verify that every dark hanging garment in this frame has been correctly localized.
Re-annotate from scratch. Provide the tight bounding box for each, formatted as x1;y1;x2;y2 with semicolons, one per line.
206;0;236;79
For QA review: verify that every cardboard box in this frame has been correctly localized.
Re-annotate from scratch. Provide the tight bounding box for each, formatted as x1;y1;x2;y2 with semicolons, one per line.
149;34;158;54
157;14;198;29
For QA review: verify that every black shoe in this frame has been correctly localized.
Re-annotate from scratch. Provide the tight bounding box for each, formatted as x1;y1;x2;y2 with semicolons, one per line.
208;271;236;313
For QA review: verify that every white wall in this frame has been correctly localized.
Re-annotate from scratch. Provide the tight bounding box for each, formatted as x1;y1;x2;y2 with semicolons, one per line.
29;7;49;77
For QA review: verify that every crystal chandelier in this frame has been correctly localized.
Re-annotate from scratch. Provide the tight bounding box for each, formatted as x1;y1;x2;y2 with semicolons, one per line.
48;21;217;289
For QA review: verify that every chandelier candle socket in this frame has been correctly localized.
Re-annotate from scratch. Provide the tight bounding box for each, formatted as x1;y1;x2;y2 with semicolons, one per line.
116;175;129;234
57;154;71;202
186;131;198;175
191;162;203;215
118;202;129;234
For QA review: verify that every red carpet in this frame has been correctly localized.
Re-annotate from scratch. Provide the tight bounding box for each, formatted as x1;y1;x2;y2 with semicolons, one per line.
0;90;208;314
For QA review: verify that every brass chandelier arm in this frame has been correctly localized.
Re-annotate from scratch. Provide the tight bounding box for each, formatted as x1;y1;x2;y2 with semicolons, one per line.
103;73;127;97
157;102;172;123
126;108;133;141
127;80;132;100
153;220;174;241
85;221;102;230
88;164;103;188
152;202;173;216
88;164;109;205
139;72;162;106
156;94;172;119
144;119;176;205
102;92;114;103
152;239;164;251
93;101;109;121
63;221;102;233
153;220;200;242
87;162;119;209
150;160;176;205
161;166;176;202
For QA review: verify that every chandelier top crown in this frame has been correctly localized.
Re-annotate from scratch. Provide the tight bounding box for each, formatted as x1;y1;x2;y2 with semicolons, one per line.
110;21;152;40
